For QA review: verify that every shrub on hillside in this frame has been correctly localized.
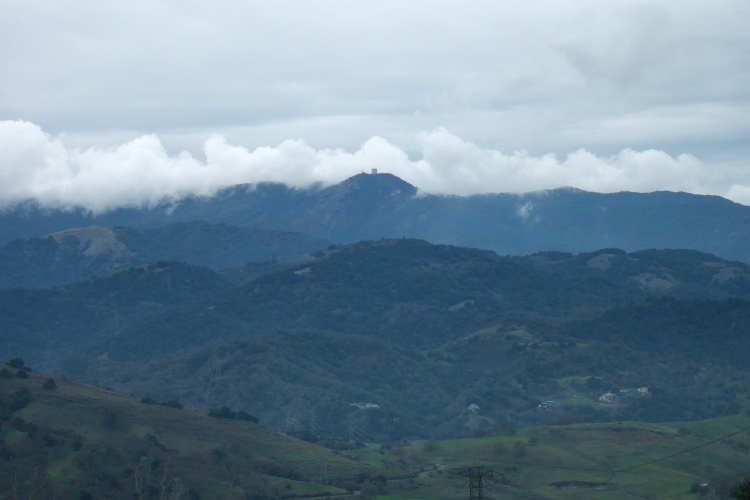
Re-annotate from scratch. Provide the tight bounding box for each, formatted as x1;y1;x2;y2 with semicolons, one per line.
236;410;257;422
512;440;526;458
9;387;32;411
207;406;258;423
735;477;750;499
161;398;183;409
7;357;24;369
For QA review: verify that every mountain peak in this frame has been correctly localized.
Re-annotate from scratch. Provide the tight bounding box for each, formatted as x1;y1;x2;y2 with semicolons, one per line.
334;171;418;198
299;172;418;240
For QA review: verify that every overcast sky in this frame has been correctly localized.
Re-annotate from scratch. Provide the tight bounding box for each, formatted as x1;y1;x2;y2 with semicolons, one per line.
1;0;749;212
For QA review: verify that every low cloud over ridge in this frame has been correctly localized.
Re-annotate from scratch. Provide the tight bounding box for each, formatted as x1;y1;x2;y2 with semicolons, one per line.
1;120;746;213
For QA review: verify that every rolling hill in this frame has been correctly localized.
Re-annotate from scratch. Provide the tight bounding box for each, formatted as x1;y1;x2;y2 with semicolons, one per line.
3;360;749;499
0;361;371;499
0;221;330;289
3;239;750;442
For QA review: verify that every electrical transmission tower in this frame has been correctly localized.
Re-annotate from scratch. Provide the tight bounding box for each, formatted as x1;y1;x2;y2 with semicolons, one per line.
450;465;498;500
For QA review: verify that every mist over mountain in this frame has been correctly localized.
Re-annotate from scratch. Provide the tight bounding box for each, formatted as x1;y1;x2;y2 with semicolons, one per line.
3;172;750;263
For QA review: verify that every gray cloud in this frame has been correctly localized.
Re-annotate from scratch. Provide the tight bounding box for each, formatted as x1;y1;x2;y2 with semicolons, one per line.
1;1;748;205
557;4;676;93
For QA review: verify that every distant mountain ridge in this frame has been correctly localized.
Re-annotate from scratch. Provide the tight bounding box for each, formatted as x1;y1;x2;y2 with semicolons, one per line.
0;221;330;288
2;172;750;262
515;247;750;299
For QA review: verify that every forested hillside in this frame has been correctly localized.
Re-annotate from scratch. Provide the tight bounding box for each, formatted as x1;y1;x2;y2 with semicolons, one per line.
3;172;750;262
0;221;329;288
2;239;750;441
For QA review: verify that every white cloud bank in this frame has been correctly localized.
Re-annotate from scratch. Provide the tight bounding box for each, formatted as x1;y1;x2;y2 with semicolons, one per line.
1;120;748;213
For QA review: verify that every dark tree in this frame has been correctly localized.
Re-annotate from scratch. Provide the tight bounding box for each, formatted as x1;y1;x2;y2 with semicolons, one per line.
7;357;24;369
360;483;379;500
161;398;184;409
735;477;750;499
236;410;259;422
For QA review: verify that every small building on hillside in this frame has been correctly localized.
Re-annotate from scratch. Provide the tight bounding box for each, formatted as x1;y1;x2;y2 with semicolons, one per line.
350;402;380;410
598;392;617;404
537;400;563;412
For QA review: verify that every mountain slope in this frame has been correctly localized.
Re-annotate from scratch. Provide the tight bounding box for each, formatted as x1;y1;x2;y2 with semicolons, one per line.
87;239;641;362
3;173;750;262
4;362;749;499
0;261;233;368
3;240;750;440
0;221;330;288
515;247;750;299
1;240;747;439
91;294;750;440
0;362;368;499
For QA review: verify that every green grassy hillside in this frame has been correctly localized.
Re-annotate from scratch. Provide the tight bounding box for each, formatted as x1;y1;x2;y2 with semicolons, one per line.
356;416;750;499
3;361;750;499
0;362;371;499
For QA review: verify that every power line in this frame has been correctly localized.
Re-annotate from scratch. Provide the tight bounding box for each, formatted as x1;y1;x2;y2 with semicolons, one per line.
424;422;750;498
563;421;750;484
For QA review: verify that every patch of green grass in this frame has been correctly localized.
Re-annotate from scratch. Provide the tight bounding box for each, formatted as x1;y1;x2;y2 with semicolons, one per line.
561;393;599;407
378;417;750;499
4;365;750;499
